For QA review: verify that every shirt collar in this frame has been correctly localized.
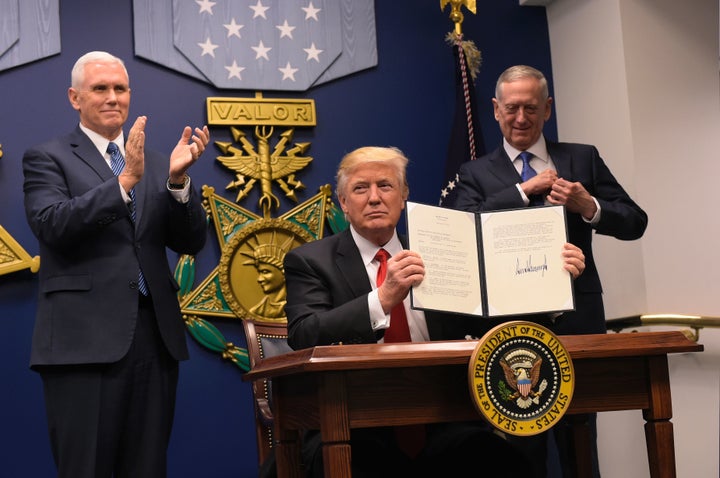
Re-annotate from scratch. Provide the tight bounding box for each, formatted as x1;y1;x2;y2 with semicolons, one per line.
349;225;403;266
79;122;125;157
503;134;549;163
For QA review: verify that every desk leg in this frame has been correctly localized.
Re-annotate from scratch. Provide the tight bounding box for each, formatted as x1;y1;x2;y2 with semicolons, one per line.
319;372;352;478
643;355;676;478
567;414;594;477
275;428;303;478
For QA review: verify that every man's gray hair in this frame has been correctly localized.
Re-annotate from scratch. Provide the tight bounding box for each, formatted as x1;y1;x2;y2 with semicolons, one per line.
71;51;127;89
495;65;549;101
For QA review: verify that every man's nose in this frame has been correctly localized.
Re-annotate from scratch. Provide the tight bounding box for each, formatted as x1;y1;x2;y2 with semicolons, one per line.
368;185;381;201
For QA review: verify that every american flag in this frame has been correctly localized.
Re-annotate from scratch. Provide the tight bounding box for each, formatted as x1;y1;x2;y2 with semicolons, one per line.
438;33;484;207
173;0;343;91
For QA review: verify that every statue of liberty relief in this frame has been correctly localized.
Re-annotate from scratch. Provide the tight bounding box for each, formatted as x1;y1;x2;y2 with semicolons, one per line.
241;232;295;320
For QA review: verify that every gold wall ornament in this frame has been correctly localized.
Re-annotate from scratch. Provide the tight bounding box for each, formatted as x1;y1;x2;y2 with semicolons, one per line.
208;93;316;217
0;225;40;276
207;96;316;127
440;0;477;35
0;143;3;159
215;126;312;216
177;93;347;372
220;218;312;323
179;184;343;325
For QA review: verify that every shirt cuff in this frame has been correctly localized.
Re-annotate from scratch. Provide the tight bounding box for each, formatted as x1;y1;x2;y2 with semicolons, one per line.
584;197;601;225
368;289;390;331
516;183;530;205
167;176;191;204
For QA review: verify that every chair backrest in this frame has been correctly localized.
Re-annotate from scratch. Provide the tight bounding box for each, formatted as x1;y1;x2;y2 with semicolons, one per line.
242;319;292;466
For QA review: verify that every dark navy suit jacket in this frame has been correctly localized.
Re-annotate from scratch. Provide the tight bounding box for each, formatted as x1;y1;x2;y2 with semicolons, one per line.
23;126;207;366
453;141;648;335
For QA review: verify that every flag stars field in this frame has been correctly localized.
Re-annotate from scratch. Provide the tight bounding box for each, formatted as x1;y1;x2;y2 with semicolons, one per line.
174;0;346;90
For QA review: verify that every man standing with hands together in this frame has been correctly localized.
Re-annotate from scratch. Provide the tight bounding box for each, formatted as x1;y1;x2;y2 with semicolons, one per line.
23;51;209;478
453;64;648;478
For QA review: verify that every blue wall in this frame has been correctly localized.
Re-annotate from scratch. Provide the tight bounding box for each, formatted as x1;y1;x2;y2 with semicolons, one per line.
0;1;554;476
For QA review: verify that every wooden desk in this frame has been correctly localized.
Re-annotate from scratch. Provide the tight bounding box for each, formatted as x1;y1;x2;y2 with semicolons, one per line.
243;331;702;478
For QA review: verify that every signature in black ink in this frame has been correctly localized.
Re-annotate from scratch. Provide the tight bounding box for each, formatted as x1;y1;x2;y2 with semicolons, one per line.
515;255;548;277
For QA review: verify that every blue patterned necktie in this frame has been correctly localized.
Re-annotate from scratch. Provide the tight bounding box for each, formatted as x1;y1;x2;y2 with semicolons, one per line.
519;151;536;182
519;151;543;206
107;142;149;296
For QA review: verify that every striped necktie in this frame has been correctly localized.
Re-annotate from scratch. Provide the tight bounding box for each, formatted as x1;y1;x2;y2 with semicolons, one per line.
107;142;149;296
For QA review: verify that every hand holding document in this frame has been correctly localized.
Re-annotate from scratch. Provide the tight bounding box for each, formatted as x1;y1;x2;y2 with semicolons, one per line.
406;201;574;318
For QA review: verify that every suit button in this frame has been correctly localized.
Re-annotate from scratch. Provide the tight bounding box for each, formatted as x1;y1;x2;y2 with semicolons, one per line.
130;281;138;290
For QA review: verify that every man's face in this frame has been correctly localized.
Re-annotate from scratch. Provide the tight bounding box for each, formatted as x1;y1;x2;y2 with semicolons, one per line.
493;77;552;151
68;61;130;140
338;162;407;245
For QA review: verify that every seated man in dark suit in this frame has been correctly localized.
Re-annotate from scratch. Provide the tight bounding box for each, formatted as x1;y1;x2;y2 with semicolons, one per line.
279;146;586;477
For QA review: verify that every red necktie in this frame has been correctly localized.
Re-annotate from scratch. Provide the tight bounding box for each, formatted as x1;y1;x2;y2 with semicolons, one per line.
374;249;411;342
374;248;425;458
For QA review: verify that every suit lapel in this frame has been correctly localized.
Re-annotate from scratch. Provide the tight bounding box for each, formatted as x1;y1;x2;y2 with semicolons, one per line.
547;142;572;179
488;147;521;183
71;128;140;226
70;128;114;182
335;230;372;297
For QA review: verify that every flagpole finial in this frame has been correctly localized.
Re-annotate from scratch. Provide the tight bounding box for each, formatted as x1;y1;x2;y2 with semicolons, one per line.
440;0;477;35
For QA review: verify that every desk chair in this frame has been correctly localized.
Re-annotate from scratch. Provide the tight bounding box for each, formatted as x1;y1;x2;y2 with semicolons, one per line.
242;319;292;467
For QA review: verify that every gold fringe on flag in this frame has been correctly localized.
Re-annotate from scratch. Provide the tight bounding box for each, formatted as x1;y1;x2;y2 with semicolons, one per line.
445;32;481;82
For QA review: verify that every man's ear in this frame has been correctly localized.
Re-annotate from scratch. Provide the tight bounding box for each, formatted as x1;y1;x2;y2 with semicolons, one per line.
544;97;553;121
68;88;80;111
338;194;348;214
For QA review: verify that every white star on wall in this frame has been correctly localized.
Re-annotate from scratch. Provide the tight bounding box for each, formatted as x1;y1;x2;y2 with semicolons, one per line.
278;61;298;81
195;0;216;14
303;43;323;62
252;40;271;60
276;20;295;39
302;2;321;21
223;18;244;38
249;0;269;19
197;37;219;57
225;60;245;80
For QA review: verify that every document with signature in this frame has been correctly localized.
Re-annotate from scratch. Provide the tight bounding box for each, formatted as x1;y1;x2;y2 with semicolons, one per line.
405;201;574;317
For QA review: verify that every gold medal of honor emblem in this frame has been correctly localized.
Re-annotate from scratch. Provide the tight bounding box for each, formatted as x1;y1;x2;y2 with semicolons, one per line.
218;217;314;323
468;321;574;436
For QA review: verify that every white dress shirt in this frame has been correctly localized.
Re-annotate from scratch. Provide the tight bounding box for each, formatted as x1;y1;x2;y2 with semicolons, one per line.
349;225;430;343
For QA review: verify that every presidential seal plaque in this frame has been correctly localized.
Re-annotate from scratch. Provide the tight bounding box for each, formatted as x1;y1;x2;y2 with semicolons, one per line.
468;321;574;436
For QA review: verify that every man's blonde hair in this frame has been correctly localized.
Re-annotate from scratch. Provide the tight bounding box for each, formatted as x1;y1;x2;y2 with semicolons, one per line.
335;146;409;199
